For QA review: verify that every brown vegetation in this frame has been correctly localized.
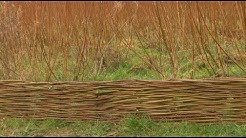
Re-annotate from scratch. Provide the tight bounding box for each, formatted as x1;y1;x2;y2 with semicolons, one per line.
0;2;246;81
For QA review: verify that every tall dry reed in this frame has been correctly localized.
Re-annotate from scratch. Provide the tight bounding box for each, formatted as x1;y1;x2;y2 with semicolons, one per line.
1;1;246;81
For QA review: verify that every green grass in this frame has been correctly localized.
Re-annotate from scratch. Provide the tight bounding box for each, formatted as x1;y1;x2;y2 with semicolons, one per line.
0;117;245;137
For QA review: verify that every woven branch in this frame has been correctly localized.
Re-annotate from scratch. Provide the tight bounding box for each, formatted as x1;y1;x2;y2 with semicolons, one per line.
0;78;245;123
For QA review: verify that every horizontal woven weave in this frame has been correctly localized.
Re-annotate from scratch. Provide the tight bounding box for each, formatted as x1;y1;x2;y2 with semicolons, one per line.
0;78;245;123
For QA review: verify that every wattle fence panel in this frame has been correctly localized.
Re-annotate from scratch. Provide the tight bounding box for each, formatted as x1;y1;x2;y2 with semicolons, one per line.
0;78;245;123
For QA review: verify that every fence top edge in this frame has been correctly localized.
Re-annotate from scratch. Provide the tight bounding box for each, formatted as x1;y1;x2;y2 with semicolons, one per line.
0;77;246;84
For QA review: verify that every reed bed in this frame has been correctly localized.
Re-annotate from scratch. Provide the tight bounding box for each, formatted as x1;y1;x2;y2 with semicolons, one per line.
1;2;246;81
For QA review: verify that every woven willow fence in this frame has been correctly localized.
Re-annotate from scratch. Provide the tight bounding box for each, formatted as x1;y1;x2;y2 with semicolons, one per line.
0;78;245;123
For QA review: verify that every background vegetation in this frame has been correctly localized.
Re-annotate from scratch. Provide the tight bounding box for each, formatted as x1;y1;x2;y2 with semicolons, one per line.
1;2;246;82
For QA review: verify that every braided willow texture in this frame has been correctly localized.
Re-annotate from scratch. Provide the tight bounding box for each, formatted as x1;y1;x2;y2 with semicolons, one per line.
0;78;245;123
